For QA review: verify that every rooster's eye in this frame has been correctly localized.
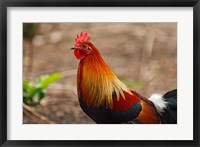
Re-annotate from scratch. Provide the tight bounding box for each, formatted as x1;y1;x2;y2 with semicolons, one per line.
82;44;87;48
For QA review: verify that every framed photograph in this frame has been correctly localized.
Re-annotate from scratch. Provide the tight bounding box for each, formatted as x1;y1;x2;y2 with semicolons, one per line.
0;0;199;146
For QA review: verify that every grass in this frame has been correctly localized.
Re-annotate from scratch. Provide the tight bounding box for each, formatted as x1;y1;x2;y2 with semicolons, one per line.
120;77;144;89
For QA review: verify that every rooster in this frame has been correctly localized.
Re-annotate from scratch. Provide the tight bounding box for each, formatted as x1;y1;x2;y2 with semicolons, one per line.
71;32;177;124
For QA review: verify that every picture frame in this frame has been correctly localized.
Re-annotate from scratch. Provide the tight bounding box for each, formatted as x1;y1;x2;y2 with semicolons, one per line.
0;0;199;146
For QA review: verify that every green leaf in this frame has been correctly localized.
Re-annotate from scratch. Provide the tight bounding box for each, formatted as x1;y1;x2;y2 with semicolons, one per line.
23;73;62;105
23;80;31;92
23;97;28;104
30;87;43;98
23;80;34;103
39;73;61;89
39;91;45;100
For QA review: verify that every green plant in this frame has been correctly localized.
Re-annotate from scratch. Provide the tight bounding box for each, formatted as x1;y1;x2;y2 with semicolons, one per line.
120;77;144;89
23;73;61;105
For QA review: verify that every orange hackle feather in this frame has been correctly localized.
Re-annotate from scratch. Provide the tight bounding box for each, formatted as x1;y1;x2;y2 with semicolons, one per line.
77;42;134;109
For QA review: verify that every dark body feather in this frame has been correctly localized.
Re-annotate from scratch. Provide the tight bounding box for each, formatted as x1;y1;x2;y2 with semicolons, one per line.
78;89;161;124
78;88;177;124
79;98;142;124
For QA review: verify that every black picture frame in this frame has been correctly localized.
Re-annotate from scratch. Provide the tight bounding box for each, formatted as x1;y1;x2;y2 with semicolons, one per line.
0;0;199;146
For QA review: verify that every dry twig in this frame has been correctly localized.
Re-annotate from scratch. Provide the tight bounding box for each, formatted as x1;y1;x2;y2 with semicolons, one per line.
23;103;55;124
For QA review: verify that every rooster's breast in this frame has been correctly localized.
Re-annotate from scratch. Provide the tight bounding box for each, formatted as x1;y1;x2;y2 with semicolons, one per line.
79;98;114;123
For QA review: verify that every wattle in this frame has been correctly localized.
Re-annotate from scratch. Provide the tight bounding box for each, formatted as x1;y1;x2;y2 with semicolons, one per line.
74;49;85;60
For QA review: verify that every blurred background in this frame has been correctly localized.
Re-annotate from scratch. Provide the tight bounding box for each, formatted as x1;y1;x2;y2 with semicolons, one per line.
23;23;177;124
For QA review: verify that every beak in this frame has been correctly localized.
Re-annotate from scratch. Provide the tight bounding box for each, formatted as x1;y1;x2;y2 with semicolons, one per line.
70;46;77;50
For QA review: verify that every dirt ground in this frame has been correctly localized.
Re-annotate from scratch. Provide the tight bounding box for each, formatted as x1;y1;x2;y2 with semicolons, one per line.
23;23;177;124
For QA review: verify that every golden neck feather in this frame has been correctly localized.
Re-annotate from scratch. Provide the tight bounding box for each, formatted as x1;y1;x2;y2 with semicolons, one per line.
77;45;132;109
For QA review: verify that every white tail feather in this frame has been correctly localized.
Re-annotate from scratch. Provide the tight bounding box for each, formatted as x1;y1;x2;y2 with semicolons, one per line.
149;93;168;113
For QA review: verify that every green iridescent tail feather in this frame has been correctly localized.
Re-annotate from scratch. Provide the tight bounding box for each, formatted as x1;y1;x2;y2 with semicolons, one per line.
160;89;177;124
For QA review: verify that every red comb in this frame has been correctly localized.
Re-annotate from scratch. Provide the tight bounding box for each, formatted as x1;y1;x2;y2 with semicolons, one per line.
74;32;91;46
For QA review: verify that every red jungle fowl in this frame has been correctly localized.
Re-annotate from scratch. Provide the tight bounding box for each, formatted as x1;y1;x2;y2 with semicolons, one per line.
71;32;177;124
